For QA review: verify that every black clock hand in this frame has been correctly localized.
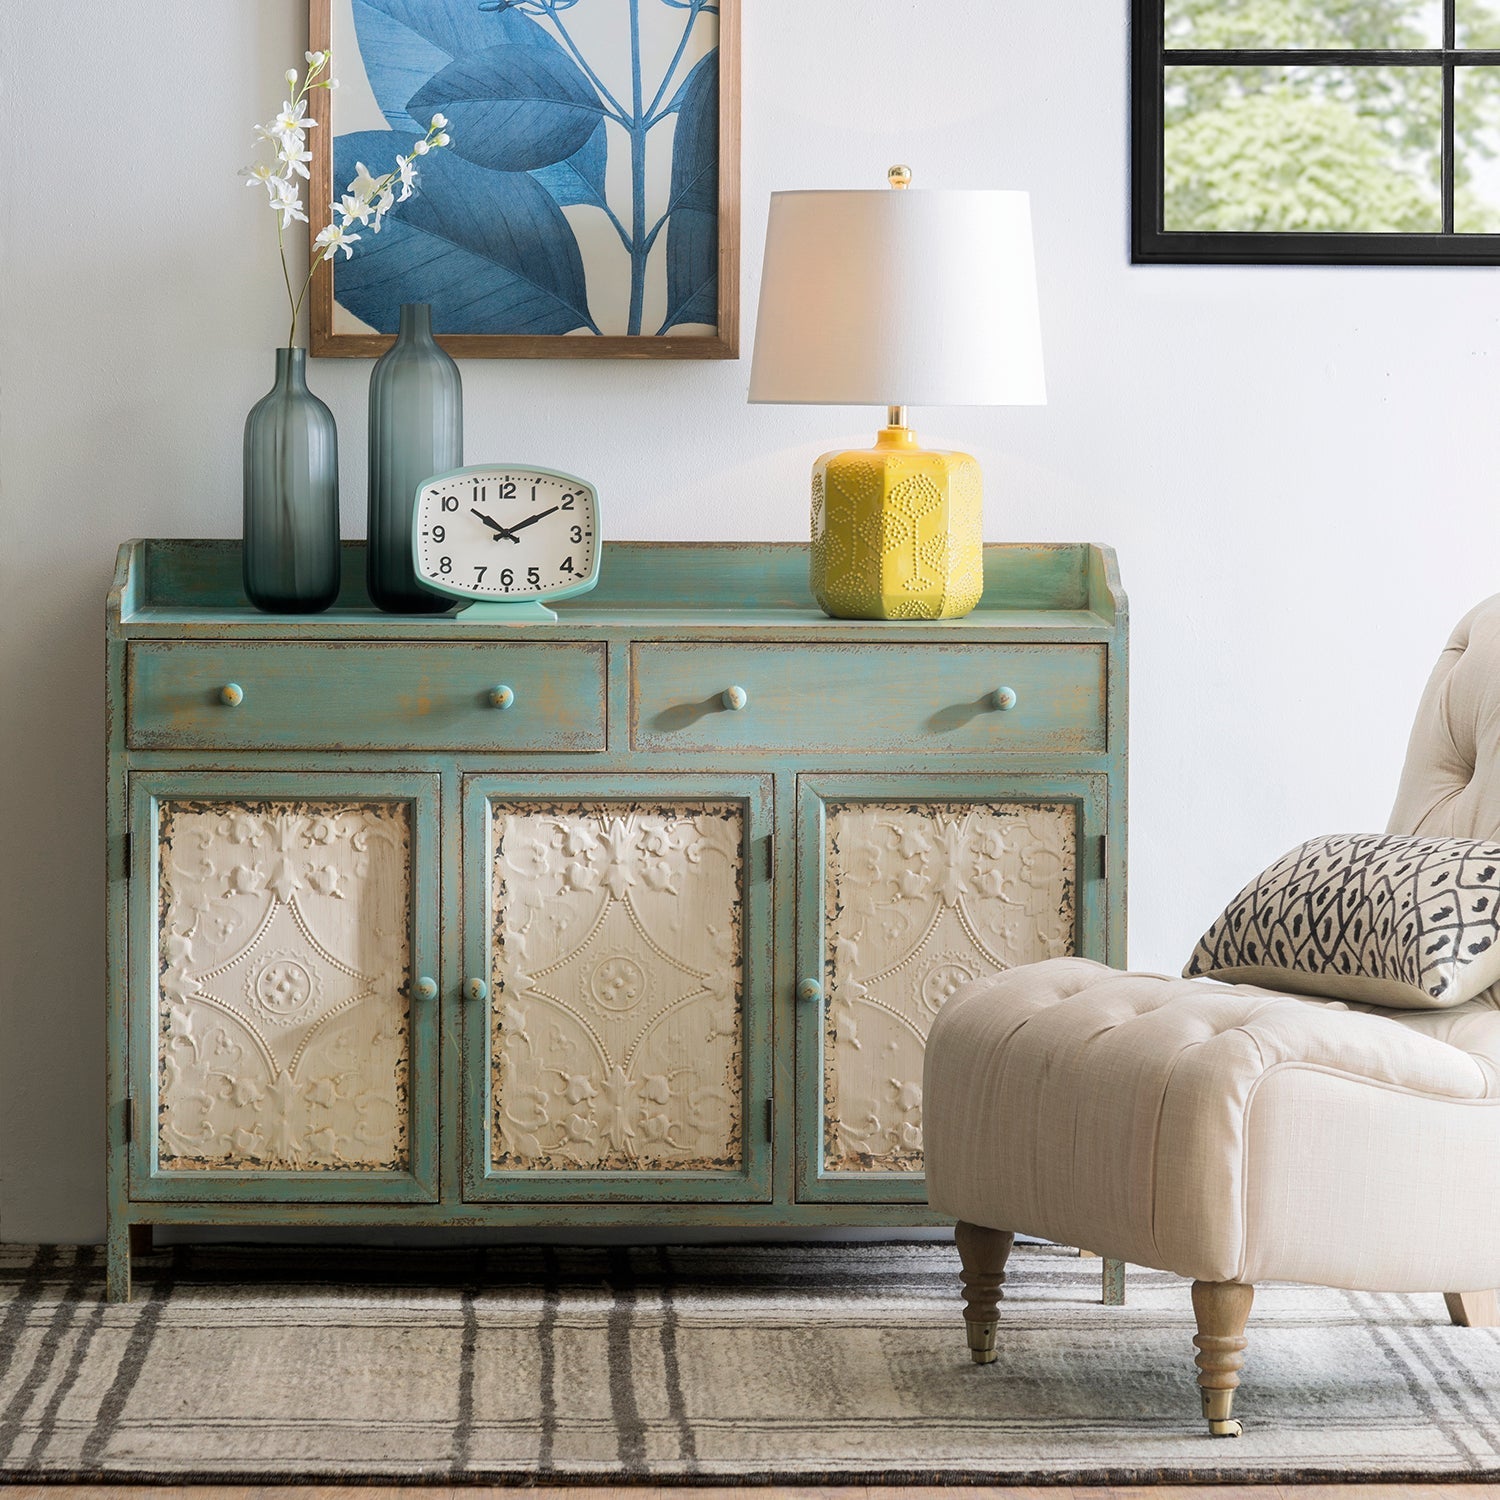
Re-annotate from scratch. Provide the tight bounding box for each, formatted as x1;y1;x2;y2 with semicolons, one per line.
470;508;520;542
503;505;561;540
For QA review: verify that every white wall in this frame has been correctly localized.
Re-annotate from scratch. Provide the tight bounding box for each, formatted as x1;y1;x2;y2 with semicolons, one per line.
1;0;1492;1243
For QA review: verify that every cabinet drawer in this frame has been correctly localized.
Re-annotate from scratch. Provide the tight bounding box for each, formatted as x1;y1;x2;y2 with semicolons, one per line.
127;641;606;752
631;643;1106;754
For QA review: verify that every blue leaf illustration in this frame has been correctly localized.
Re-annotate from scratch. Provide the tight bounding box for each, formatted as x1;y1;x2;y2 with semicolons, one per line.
331;131;596;336
351;0;547;133
530;119;608;212
659;51;719;333
408;43;605;173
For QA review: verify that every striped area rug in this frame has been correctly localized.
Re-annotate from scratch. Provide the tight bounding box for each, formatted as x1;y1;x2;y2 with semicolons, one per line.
1;1240;1499;1485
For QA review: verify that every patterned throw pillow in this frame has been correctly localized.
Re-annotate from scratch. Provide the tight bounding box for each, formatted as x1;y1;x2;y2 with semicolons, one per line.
1184;833;1500;1009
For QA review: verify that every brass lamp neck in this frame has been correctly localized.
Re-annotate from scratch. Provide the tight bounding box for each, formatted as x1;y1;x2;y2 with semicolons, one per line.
886;405;909;430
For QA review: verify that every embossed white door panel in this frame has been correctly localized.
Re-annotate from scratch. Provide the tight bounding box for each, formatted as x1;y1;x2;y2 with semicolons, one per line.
796;776;1105;1204
129;774;439;1202
463;776;773;1202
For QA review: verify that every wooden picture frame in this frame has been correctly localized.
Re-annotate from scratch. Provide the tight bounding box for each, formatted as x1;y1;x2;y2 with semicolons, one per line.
309;0;739;359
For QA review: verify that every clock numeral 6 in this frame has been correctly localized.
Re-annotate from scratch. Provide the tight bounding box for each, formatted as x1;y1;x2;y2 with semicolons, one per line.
501;568;514;588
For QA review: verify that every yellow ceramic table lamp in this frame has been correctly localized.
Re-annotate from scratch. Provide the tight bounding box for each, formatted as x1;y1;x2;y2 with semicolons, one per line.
749;168;1046;620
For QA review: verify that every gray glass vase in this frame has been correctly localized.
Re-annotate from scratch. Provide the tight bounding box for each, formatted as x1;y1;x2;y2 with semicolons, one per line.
367;303;463;613
242;347;340;614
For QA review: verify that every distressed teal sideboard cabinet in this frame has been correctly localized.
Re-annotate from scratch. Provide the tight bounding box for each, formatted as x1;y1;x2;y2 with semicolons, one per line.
105;540;1127;1301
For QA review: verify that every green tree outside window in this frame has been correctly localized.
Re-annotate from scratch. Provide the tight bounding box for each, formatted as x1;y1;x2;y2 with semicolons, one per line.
1161;0;1500;236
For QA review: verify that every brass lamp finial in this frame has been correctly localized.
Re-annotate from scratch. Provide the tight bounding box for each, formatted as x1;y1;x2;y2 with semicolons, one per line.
887;164;912;190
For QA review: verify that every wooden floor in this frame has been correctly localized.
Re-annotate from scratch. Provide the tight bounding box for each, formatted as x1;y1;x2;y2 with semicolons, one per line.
7;1487;1500;1499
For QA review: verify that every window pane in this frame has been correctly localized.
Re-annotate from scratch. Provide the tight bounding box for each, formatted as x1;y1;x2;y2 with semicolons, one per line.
1457;68;1500;232
1163;66;1441;231
1165;0;1441;50
1457;1;1500;48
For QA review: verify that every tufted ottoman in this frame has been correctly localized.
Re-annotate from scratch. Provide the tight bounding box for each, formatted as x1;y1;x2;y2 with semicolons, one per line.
924;592;1500;1436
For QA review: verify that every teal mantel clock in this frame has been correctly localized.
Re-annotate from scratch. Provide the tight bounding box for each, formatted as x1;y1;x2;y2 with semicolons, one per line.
412;464;601;621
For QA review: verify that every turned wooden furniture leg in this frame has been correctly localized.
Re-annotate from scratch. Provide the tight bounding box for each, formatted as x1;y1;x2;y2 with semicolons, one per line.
1191;1279;1254;1437
1445;1290;1500;1327
955;1221;1015;1364
129;1223;153;1257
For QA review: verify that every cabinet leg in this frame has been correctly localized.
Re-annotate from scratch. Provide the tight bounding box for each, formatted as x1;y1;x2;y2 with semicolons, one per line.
106;1217;133;1304
955;1221;1015;1364
1102;1256;1126;1305
1191;1279;1254;1437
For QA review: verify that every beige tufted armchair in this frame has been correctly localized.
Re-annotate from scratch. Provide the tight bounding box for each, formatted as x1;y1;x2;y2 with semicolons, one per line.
924;596;1500;1437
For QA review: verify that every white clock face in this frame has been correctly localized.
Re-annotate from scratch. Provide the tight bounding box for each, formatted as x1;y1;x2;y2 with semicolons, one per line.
414;468;599;599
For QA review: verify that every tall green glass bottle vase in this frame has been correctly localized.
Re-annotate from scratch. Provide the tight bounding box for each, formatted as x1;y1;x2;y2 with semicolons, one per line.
242;347;340;614
367;303;463;613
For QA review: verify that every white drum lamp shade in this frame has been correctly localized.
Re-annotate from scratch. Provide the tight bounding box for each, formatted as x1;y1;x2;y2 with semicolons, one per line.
748;188;1046;409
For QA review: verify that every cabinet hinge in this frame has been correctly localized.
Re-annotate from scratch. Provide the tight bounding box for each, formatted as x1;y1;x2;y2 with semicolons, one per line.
764;1096;774;1142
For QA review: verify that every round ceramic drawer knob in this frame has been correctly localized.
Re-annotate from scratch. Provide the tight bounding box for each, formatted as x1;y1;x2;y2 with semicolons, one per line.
992;687;1018;711
219;683;244;707
797;977;823;1004
722;685;749;711
412;976;439;1002
464;977;489;1003
488;685;515;710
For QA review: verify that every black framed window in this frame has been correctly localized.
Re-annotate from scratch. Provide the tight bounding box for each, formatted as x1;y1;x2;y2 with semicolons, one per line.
1132;0;1500;263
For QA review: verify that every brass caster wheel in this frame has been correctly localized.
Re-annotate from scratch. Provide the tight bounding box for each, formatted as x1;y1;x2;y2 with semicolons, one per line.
965;1319;998;1364
1207;1418;1243;1438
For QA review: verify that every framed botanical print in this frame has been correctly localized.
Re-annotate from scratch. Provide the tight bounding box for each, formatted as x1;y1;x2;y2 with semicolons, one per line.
309;0;739;358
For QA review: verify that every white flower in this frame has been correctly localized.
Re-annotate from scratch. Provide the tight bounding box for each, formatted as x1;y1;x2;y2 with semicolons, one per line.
412;139;429;156
327;78;341;90
338;192;374;225
270;179;308;227
285;67;298;86
241;161;282;195
305;49;327;69
394;154;418;200
272;97;315;142
278;140;313;180
430;112;448;129
434;132;450;147
346;160;383;204
370;188;395;230
315;221;360;260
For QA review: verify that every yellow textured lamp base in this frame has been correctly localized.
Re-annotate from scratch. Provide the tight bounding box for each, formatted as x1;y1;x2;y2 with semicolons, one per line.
810;425;983;620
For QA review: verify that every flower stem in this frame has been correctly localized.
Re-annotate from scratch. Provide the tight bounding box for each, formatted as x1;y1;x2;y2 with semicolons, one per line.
278;218;298;348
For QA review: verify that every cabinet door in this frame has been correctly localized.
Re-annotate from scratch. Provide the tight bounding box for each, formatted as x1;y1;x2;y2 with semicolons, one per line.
796;775;1107;1204
129;773;439;1202
462;775;772;1202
